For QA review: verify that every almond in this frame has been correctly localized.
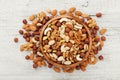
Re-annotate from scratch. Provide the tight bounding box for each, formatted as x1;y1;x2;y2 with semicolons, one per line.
33;57;42;63
41;61;46;66
66;68;74;73
100;40;104;46
51;9;57;16
67;13;73;17
59;10;67;15
81;13;89;18
75;11;82;16
29;53;34;60
29;14;35;21
69;31;74;38
100;28;107;35
30;25;37;31
53;67;61;73
37;61;42;67
69;7;76;13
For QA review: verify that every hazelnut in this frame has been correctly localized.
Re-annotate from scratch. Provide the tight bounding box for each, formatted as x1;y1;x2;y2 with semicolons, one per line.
33;63;38;68
67;42;72;48
65;27;71;33
23;19;27;24
56;51;62;56
96;12;102;17
101;36;106;41
14;38;18;43
19;30;24;35
98;55;104;60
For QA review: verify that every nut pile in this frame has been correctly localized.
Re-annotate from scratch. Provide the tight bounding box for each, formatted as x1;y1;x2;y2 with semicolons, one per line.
15;7;107;73
42;17;89;65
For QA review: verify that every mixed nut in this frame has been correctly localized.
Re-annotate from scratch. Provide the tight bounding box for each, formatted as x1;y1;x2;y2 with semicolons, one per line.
42;17;89;66
14;7;107;73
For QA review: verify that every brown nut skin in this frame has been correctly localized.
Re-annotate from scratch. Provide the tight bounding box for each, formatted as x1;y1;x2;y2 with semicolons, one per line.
48;63;53;68
100;28;107;35
25;55;30;60
56;51;62;56
51;9;57;16
53;67;61;73
33;63;38;68
75;11;82;16
66;24;73;29
76;66;81;70
69;7;76;13
96;12;102;17
101;36;106;41
19;30;24;35
94;37;100;42
65;27;71;33
94;25;99;30
56;21;61;27
59;10;67;15
67;42;72;48
26;37;30;42
23;19;27;24
14;38;18;43
98;55;104;60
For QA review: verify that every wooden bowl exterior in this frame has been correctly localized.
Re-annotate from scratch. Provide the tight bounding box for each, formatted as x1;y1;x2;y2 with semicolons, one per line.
40;15;92;68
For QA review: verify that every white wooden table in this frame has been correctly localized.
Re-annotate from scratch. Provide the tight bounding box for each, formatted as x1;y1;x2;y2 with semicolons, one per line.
0;0;120;80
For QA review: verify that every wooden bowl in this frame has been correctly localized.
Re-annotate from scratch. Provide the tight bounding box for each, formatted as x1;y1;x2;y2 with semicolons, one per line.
40;15;92;68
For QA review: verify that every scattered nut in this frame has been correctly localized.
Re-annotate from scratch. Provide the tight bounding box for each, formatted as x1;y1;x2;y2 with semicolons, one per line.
59;10;67;15
29;14;35;21
51;9;57;16
75;11;82;16
100;28;107;35
14;37;18;43
17;7;107;73
53;67;61;73
98;55;104;60
69;7;76;13
96;12;102;17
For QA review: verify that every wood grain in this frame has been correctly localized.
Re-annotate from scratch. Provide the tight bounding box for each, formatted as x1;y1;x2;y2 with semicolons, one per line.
0;0;120;80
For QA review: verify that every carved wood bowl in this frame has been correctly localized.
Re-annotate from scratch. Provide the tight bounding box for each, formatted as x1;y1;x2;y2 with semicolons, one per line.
40;15;92;69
